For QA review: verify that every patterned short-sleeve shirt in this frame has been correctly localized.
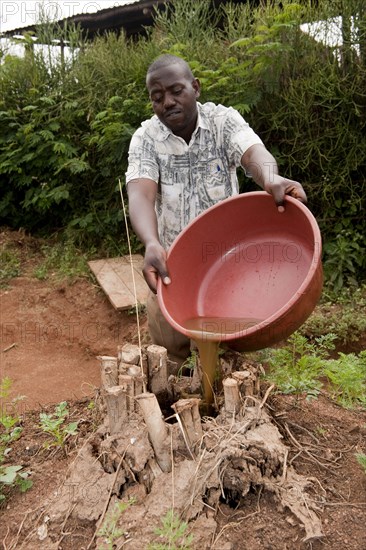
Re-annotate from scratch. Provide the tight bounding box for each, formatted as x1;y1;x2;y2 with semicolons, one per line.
126;102;263;248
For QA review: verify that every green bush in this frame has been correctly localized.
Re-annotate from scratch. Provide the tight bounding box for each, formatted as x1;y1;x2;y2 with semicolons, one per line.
0;0;365;287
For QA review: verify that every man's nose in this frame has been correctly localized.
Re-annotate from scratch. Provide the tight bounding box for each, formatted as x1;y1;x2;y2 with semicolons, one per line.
163;93;176;109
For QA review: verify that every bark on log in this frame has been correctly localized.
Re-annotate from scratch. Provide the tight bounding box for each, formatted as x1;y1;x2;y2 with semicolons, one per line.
98;356;118;389
172;398;203;452
223;377;241;415
135;393;172;473
118;374;136;413
104;386;128;434
146;344;168;395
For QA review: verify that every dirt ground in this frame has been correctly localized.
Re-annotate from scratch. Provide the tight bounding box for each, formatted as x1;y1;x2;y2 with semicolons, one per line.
0;228;365;550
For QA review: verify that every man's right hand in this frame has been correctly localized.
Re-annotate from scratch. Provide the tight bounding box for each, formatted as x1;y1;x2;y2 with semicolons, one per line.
143;241;171;293
127;178;168;293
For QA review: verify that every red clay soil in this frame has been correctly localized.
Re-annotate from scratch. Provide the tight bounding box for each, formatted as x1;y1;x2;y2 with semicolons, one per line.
0;228;365;550
1;276;141;409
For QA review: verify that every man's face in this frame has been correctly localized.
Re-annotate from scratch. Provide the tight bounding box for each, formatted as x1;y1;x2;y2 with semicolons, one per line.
147;64;200;141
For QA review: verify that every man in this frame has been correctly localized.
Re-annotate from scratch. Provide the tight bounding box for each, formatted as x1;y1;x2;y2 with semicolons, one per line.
126;54;307;362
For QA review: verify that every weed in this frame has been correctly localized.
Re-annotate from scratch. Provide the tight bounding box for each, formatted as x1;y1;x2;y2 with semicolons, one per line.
33;239;90;281
148;509;193;550
315;426;328;438
263;332;366;409
178;351;198;378
0;378;32;501
127;303;146;316
264;332;336;399
97;498;135;550
39;401;78;449
301;285;366;345
323;351;366;409
0;245;21;286
355;453;366;474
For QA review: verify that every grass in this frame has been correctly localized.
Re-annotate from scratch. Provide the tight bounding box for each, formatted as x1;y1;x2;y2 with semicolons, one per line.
33;239;91;281
0;245;21;287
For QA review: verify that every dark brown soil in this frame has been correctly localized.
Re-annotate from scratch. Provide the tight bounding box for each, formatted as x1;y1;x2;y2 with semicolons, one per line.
0;228;365;550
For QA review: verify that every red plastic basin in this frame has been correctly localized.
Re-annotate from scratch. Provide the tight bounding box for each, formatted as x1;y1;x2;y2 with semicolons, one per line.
157;192;323;351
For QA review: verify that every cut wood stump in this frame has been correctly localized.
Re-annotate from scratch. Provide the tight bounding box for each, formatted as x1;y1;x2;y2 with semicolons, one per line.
98;355;118;388
146;344;168;396
31;342;325;549
172;398;203;453
135;392;172;473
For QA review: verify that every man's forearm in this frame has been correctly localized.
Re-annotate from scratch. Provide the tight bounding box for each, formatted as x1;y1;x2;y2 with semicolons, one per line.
127;179;161;247
129;196;160;247
241;144;278;190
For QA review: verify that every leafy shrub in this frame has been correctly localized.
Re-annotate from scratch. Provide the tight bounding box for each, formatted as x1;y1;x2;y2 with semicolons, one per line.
264;332;336;398
0;0;365;287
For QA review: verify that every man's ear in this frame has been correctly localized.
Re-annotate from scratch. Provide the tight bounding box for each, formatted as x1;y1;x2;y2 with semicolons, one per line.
192;78;201;98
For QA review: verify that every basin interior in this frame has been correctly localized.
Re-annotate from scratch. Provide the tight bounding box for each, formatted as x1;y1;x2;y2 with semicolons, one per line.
158;192;321;342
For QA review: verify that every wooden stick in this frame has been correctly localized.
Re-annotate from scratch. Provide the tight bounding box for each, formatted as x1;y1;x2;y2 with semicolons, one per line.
146;344;168;395
135;393;171;472
172;398;203;452
104;386;128;434
98;356;118;388
223;377;241;415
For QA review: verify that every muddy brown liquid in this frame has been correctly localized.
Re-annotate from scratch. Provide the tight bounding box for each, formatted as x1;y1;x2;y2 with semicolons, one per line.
182;317;263;406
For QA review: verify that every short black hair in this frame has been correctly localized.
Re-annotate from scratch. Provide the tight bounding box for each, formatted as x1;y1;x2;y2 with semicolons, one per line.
147;54;194;79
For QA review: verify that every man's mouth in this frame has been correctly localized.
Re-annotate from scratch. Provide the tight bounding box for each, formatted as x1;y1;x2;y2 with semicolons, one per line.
165;110;182;119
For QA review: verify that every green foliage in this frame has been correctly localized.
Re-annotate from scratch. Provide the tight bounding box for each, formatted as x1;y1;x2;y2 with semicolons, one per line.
323;351;366;408
265;332;336;398
356;453;366;474
323;229;365;292
97;499;135;550
300;285;366;345
0;244;21;286
0;0;365;286
0;378;32;502
148;509;193;550
39;401;78;449
33;238;91;281
264;331;366;408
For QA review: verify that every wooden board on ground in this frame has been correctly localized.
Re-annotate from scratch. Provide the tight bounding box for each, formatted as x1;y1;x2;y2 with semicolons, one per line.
88;255;149;311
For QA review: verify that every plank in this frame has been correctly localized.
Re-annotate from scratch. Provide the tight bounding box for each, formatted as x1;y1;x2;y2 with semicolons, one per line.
88;255;149;311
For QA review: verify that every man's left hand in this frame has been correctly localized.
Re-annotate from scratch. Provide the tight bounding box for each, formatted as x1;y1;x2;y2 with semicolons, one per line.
264;174;307;212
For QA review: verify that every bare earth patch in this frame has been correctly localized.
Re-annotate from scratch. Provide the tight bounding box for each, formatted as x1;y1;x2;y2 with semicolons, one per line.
0;228;365;550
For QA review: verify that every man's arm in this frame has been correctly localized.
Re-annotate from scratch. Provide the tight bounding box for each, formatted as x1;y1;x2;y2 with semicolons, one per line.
241;143;307;210
127;178;170;293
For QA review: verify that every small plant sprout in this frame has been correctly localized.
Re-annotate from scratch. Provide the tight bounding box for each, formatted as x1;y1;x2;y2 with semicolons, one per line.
148;509;193;550
97;498;135;550
0;377;32;501
39;401;78;450
355;453;366;475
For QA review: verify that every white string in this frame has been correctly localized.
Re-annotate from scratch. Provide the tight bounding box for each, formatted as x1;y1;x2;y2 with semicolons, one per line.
118;178;144;384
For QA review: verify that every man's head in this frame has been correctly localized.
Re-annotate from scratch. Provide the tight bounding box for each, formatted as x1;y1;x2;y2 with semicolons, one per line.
146;54;200;142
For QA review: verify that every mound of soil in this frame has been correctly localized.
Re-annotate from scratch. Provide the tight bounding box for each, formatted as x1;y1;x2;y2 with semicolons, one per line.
1;228;365;550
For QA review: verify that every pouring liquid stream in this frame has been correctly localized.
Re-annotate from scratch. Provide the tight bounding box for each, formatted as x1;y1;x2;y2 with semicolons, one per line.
182;316;263;406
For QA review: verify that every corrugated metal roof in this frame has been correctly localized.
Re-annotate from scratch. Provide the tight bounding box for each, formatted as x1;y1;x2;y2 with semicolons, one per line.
1;0;168;39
